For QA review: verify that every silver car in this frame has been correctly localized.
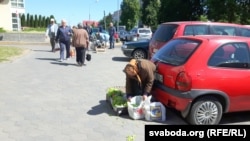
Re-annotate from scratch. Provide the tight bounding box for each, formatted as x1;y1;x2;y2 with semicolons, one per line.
125;28;152;42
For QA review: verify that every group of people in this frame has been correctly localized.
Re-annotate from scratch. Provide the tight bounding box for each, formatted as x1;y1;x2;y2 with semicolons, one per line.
45;18;116;66
46;18;155;101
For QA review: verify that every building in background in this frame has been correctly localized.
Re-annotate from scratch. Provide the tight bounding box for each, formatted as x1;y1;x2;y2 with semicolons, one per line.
83;20;99;27
0;0;25;31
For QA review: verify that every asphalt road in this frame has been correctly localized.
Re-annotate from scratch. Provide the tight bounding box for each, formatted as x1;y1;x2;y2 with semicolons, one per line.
0;42;249;141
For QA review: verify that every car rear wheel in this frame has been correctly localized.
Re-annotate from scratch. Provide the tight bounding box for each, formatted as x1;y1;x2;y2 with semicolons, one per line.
132;49;147;59
186;96;222;125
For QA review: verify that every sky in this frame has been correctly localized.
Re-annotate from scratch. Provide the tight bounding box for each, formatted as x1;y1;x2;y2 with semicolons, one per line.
25;0;122;26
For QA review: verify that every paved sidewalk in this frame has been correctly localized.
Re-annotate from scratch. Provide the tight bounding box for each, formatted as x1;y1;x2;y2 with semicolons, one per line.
0;43;188;141
1;41;250;141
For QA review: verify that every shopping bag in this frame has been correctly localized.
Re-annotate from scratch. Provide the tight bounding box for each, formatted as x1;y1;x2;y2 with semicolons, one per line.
54;43;60;52
127;96;145;120
70;48;75;57
143;96;166;121
86;53;91;61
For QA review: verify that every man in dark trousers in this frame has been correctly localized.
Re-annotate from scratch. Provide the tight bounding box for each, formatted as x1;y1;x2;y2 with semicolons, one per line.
108;22;116;49
72;23;89;66
45;18;58;52
55;19;73;62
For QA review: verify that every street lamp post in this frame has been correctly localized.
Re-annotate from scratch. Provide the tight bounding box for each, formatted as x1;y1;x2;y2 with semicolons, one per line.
89;0;99;21
117;0;120;32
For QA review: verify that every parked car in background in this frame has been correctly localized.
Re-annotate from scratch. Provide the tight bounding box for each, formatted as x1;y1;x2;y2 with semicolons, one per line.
121;39;150;59
149;21;250;59
151;35;250;125
118;30;128;42
90;28;110;42
125;27;152;42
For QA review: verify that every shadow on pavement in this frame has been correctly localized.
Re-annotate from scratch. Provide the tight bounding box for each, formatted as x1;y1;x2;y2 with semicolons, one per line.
220;111;250;124
50;62;79;66
87;100;115;116
32;49;52;52
87;100;132;120
36;58;58;61
112;56;131;62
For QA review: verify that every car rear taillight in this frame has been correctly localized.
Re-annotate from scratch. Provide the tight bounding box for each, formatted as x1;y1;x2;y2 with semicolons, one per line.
175;71;191;91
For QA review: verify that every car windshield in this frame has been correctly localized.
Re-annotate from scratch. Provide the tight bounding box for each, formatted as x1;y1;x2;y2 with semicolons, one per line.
152;38;200;65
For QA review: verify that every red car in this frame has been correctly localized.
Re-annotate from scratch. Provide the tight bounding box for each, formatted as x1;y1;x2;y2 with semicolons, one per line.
149;21;250;59
151;35;250;125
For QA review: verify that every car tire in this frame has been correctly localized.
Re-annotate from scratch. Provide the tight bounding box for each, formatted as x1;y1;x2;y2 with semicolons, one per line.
186;96;222;125
132;49;147;59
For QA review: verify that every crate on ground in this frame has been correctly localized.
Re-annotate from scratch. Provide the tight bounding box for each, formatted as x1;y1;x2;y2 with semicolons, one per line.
106;86;128;116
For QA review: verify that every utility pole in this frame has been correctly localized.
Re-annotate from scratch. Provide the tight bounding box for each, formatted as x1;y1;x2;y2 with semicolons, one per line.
117;0;120;32
104;10;106;30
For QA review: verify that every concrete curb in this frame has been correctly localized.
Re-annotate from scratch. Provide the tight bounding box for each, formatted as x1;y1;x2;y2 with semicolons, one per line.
0;41;50;45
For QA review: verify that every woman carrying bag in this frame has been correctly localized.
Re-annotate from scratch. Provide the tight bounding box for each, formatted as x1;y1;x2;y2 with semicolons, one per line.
72;23;89;66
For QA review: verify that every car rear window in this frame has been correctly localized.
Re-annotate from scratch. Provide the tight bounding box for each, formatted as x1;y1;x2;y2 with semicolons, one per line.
139;29;151;34
152;39;200;65
151;24;178;42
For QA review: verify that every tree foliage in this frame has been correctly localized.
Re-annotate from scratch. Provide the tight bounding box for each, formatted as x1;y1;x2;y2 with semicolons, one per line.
141;0;161;30
120;0;141;30
20;13;55;28
117;0;250;31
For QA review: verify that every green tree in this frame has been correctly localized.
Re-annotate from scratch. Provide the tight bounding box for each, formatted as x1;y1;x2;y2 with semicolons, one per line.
42;16;47;28
206;0;238;23
158;0;204;23
34;14;38;28
38;15;42;27
30;15;34;27
238;0;250;24
21;14;25;27
120;0;141;30
141;0;161;30
26;13;30;27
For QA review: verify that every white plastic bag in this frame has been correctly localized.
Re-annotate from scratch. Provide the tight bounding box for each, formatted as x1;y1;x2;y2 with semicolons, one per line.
54;43;60;52
127;96;145;120
143;96;166;121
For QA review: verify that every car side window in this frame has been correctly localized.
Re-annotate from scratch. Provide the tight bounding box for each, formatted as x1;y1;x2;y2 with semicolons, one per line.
184;25;209;35
210;25;237;36
239;27;250;37
208;43;250;68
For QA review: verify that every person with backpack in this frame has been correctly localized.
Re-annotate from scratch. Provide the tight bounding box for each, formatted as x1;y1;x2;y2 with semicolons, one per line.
123;59;156;102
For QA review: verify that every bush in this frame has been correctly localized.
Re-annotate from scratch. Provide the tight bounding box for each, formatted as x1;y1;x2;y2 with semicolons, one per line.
0;27;6;33
22;27;46;32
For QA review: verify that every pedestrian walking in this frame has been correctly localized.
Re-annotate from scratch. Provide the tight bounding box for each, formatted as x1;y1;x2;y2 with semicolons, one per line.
55;19;73;62
72;23;89;66
45;18;58;52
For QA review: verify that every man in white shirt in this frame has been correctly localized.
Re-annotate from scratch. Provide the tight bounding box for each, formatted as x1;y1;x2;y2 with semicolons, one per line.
46;18;58;52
